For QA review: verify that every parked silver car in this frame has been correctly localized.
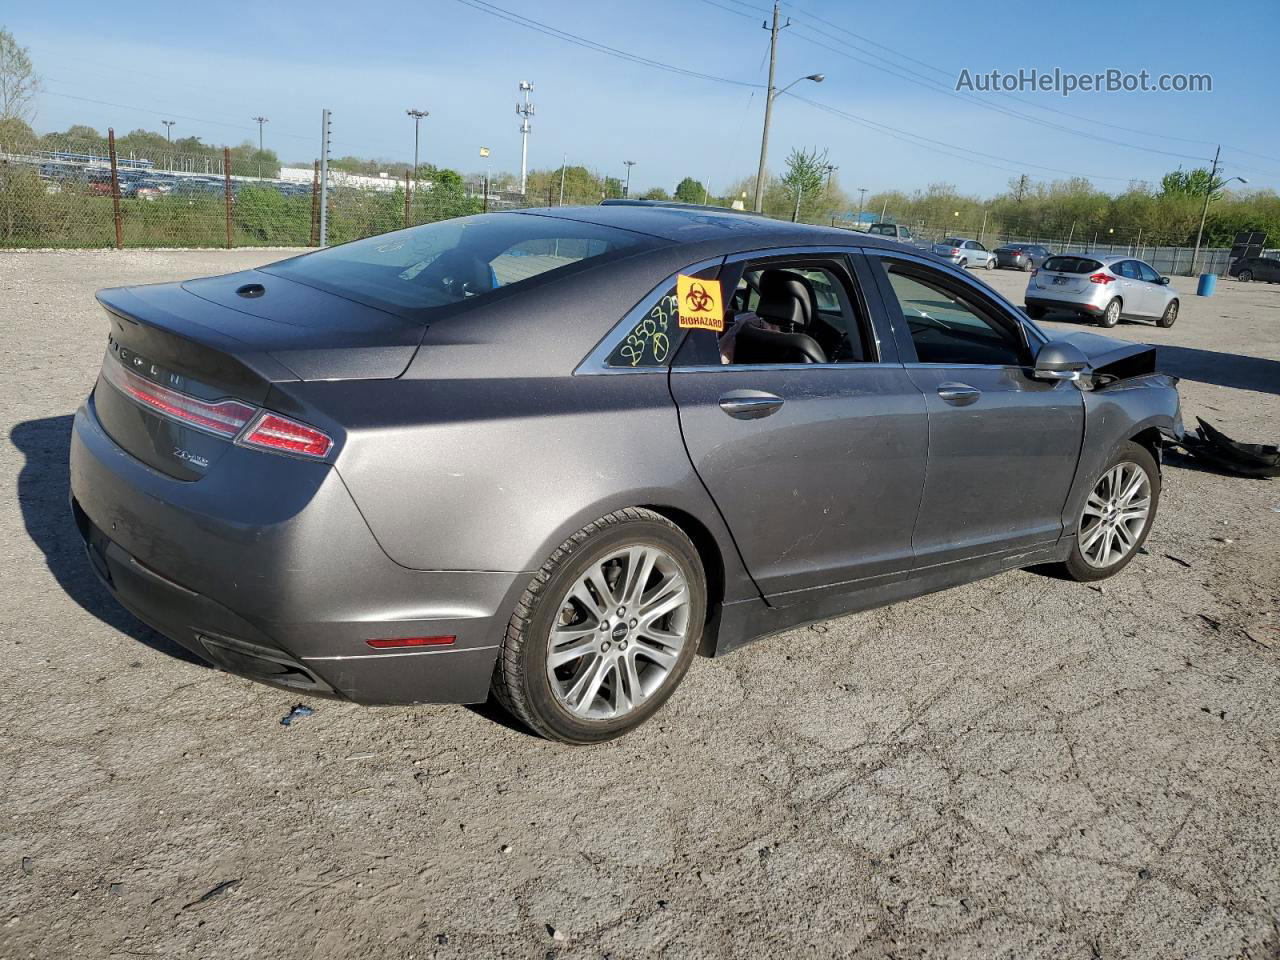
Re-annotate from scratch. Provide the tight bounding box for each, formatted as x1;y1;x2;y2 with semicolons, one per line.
995;243;1051;271
1025;254;1179;328
931;237;996;270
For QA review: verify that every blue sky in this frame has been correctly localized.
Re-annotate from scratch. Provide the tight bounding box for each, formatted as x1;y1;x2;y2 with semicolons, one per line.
8;0;1279;199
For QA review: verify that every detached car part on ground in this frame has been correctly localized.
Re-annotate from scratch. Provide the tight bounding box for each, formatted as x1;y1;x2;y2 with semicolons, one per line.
70;205;1182;743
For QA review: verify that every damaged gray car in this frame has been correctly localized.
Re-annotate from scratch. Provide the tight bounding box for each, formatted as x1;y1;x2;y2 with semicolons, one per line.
70;204;1182;743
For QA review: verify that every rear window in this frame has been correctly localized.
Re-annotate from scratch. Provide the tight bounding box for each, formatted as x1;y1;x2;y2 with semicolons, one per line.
262;213;653;316
1043;256;1102;274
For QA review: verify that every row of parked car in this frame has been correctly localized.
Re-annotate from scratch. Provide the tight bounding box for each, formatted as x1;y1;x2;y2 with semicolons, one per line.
37;160;313;201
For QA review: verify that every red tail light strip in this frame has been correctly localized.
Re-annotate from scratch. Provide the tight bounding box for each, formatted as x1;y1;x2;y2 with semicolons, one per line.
239;412;333;459
100;355;253;438
1089;272;1116;285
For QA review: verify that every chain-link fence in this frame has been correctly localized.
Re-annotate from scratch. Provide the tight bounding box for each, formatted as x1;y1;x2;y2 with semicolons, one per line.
0;126;1261;276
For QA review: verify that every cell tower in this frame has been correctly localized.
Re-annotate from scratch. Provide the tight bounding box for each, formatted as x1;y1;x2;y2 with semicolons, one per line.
516;81;534;195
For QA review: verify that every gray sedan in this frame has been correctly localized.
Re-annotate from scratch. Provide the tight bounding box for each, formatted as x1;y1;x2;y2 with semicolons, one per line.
70;205;1181;742
931;237;997;269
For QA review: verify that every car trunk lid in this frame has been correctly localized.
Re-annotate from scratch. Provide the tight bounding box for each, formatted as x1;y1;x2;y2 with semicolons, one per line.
92;272;423;480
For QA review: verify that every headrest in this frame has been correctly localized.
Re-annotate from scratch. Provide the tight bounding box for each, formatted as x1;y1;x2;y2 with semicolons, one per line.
756;269;815;330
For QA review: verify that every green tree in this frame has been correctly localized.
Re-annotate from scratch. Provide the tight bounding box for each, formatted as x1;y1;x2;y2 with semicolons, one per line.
0;28;40;122
673;177;706;204
640;186;670;201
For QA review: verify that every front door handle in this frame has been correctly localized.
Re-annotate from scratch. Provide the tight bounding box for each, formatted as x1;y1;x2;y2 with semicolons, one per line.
718;390;784;420
937;382;981;406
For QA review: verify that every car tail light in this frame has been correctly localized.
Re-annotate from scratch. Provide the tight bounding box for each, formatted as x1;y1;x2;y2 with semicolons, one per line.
951;247;960;255
365;636;456;649
240;412;333;459
101;356;254;438
1089;272;1116;285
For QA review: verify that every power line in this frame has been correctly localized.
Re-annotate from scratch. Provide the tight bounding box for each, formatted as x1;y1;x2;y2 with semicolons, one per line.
451;0;762;87
41;87;314;142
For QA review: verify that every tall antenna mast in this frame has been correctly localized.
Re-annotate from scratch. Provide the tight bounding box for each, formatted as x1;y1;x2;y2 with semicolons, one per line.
516;81;535;195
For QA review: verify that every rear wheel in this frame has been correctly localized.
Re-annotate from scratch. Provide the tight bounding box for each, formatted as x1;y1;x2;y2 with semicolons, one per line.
1025;305;1046;319
1238;269;1253;282
1022;258;1033;272
1061;442;1159;582
1157;298;1178;328
1099;297;1121;328
491;508;705;744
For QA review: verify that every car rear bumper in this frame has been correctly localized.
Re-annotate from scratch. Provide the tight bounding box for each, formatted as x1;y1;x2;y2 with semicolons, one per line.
1024;290;1107;313
69;395;523;705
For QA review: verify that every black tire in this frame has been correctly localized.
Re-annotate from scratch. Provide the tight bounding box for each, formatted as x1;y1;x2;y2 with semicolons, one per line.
985;257;996;270
1061;441;1160;583
1157;298;1178;328
1099;297;1121;328
491;508;706;744
1025;305;1046;319
1022;259;1033;272
1238;269;1253;282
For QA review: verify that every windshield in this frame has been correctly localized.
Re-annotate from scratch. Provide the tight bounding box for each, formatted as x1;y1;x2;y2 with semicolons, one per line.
262;213;655;316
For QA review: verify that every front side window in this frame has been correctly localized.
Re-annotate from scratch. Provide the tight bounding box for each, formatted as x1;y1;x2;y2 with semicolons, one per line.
877;260;1026;366
1137;262;1161;283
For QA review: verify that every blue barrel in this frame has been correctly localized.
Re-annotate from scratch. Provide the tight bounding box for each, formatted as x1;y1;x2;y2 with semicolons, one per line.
1197;273;1216;296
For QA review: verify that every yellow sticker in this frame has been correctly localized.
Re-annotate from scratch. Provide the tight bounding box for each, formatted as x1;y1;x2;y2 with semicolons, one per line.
677;275;724;331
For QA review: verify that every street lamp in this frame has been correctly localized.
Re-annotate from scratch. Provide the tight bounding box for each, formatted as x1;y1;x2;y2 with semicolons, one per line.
406;109;429;182
856;187;867;223
1193;173;1248;274
623;160;636;198
162;120;175;143
753;72;824;212
251;116;268;153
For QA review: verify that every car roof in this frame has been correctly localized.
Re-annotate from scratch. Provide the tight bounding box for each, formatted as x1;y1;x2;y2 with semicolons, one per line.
511;203;907;254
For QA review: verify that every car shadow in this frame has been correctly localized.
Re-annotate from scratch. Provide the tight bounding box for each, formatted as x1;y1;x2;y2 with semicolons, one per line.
1153;345;1280;397
10;414;207;666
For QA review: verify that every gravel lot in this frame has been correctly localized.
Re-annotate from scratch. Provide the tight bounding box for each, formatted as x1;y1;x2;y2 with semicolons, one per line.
2;249;1278;960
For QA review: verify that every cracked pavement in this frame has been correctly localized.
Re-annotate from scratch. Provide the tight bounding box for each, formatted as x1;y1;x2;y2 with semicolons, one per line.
1;250;1277;959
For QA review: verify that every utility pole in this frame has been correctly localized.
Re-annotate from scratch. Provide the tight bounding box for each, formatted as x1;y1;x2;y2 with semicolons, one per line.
516;81;534;194
1191;144;1221;276
558;153;567;205
162;120;174;143
823;163;837;193
857;187;867;224
480;146;491;212
252;116;269;153
792;182;802;222
319;109;331;248
623;160;635;198
406;108;429;185
754;3;783;213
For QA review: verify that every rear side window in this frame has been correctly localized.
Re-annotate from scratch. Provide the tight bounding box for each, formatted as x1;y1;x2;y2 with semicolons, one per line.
1043;256;1102;274
262;213;652;317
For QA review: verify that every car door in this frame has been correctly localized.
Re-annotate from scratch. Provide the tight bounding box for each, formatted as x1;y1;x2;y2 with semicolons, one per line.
962;241;981;267
1135;261;1169;313
1110;260;1145;316
865;251;1085;568
668;250;929;603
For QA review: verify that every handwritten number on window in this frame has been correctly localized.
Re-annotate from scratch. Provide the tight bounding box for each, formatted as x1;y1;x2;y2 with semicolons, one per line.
615;292;677;367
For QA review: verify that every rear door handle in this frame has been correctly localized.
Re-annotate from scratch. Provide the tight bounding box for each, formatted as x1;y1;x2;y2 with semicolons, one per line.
937;382;981;406
718;390;785;420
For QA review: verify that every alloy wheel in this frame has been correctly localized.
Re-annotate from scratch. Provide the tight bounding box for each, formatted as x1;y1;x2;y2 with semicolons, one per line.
1079;461;1151;569
545;545;691;720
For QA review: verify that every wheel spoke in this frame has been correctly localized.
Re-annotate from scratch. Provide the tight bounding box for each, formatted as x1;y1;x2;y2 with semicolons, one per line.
633;637;678;670
1080;520;1107;552
1083;492;1108;518
639;578;689;626
548;632;598;669
1118;469;1146;506
621;546;658;609
616;652;645;711
564;654;611;715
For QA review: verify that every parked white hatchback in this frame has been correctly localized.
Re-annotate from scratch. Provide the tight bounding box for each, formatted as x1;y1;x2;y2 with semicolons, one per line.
930;237;997;270
1024;254;1179;328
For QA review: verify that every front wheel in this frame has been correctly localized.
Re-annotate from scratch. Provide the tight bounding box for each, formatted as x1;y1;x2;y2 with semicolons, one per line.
985;257;996;270
1238;269;1253;282
1157;299;1178;328
491;508;706;744
1061;442;1160;582
1099;297;1121;328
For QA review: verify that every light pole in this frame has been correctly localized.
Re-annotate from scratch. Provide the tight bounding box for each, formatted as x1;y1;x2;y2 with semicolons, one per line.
406;109;429;183
162;120;175;143
753;3;823;213
623;160;635;198
857;187;867;224
754;71;824;212
1192;144;1247;275
823;163;837;193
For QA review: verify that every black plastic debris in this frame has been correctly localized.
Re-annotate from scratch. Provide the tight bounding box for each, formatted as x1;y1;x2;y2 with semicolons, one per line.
1177;418;1280;478
280;704;315;727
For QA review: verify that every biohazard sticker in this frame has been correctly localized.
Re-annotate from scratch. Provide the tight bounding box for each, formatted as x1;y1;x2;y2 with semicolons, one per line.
677;275;724;332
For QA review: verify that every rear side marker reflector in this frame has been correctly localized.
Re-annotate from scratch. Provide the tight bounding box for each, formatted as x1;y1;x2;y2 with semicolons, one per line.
240;412;333;459
101;357;253;438
365;636;456;649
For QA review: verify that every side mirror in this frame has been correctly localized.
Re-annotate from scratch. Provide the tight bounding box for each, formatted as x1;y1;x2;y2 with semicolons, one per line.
1158;276;1170;285
1032;340;1091;381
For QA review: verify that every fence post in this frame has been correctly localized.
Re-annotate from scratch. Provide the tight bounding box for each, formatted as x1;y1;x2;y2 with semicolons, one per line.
404;171;411;229
107;128;122;249
223;147;233;249
310;160;320;247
